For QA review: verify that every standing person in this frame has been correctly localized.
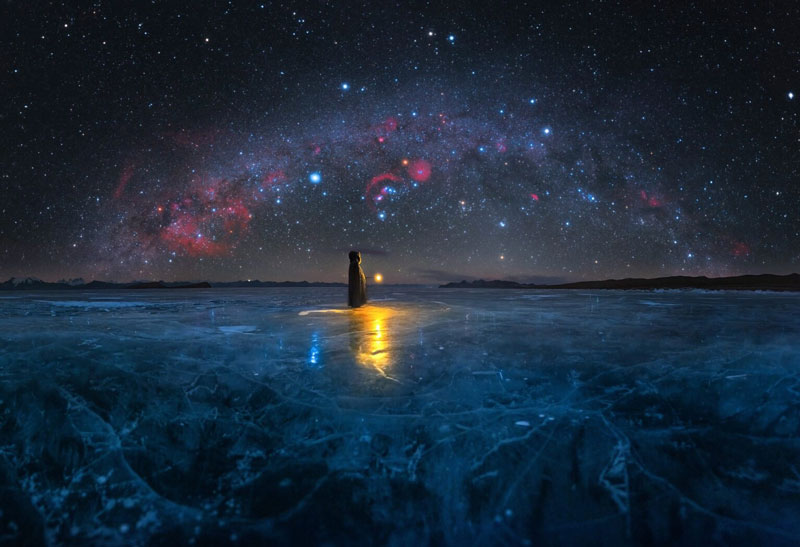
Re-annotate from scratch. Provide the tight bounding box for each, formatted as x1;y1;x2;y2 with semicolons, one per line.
348;251;367;307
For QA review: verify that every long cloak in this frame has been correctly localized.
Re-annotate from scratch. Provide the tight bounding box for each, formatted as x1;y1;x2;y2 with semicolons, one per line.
348;262;367;307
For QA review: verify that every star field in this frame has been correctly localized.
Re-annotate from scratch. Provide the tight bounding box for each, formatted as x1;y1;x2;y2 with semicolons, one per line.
2;2;798;283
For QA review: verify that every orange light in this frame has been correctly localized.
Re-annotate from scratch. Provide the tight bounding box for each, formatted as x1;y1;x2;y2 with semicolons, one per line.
375;273;383;283
401;158;409;166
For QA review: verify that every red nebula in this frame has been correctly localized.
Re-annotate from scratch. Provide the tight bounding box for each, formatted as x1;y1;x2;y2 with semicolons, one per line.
162;211;227;256
640;190;662;207
161;200;251;257
157;172;254;256
496;140;507;153
530;193;539;201
372;117;399;144
261;170;286;189
365;173;403;210
383;117;398;132
407;159;432;182
113;162;135;199
732;242;751;257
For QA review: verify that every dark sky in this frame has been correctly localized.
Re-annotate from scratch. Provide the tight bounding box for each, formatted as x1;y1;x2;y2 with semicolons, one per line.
2;1;798;283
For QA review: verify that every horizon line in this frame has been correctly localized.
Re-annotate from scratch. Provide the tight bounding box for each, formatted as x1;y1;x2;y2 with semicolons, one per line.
3;271;799;287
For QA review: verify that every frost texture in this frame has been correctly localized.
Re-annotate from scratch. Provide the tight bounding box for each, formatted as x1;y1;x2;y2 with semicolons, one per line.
0;288;799;545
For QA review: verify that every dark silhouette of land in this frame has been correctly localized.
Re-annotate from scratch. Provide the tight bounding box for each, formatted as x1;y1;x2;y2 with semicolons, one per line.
3;273;799;292
126;281;213;289
441;273;800;292
0;278;346;291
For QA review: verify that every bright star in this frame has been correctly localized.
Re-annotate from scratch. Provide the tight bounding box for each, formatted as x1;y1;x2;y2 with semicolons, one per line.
789;91;795;100
341;82;349;91
448;35;455;42
309;172;322;184
543;127;551;135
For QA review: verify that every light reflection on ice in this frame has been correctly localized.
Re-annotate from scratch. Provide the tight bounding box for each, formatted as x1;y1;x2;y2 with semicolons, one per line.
347;305;399;380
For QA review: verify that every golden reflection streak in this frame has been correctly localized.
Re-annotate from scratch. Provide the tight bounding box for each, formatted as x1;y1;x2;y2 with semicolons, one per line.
349;305;399;380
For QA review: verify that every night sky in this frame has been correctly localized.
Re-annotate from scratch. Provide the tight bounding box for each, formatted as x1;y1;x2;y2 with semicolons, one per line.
2;2;798;284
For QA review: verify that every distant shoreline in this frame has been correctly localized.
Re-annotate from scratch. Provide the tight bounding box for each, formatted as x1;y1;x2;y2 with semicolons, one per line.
0;278;434;291
0;278;351;291
440;273;800;292
3;274;799;292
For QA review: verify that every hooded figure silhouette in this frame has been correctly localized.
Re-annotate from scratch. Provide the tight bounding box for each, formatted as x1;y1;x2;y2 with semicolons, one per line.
348;251;367;308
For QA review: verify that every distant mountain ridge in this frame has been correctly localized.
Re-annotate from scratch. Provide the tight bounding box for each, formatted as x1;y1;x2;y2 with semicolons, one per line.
0;278;347;290
8;276;45;286
57;278;86;286
441;273;800;292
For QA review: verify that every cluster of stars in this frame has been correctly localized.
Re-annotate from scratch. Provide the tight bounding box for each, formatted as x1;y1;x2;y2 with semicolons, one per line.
1;2;798;283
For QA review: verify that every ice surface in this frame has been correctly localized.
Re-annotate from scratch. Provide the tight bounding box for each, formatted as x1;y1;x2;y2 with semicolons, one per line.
1;288;799;545
36;300;151;308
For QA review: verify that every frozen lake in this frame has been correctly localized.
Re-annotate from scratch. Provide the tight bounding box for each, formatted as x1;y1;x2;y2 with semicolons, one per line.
1;287;799;545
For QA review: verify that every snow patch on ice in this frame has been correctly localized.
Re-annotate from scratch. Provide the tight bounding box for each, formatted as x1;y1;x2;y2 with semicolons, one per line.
218;325;258;334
